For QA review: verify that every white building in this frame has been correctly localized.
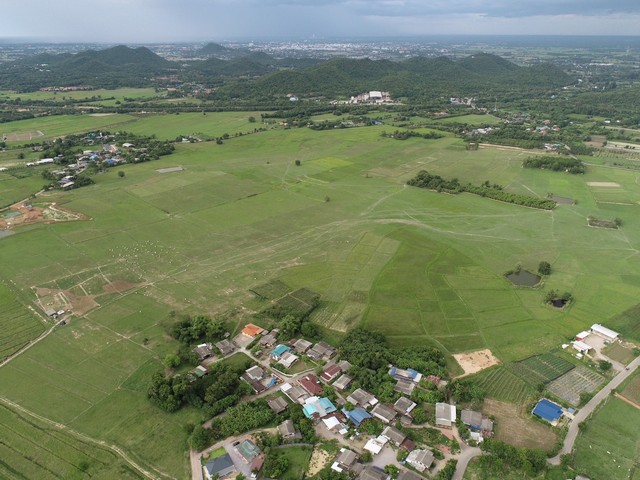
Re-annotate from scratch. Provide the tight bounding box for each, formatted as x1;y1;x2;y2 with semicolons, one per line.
590;324;620;341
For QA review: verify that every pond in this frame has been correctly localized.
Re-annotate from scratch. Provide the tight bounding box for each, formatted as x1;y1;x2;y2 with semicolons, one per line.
506;270;541;287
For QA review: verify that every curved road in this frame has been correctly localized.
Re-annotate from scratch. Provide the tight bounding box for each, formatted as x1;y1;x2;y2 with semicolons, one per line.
548;355;640;465
452;445;483;480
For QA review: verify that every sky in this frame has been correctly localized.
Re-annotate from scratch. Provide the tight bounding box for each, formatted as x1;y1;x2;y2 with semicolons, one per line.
3;0;640;42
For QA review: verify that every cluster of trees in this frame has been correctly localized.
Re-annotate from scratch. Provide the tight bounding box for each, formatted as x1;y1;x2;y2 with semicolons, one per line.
166;314;226;365
538;261;552;276
338;329;448;404
381;130;445;140
148;360;252;415
480;439;548;476
544;290;574;306
209;400;275;441
522;156;585;174
407;171;557;210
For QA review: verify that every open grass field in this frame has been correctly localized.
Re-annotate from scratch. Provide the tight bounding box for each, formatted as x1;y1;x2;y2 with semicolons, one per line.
0;281;46;361
2;113;640;477
0;88;160;104
574;397;640;480
268;446;314;480
433;113;502;125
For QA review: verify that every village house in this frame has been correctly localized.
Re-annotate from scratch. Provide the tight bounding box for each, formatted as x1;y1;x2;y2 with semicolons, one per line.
406;449;434;472
347;388;378;408
280;383;309;404
203;453;236;479
394;379;416;396
241;323;266;339
320;363;342;383
303;396;338;420
258;330;278;347
271;344;291;360
397;470;423;480
435;403;457;428
337;359;352;372
331;449;359;473
333;374;353;391
381;426;406;447
267;396;289;414
371;404;397;424
358;465;390;480
393;397;417;416
307;341;337;361
277;351;299;369
278;419;301;441
342;407;372;427
215;339;235;356
389;366;423;383
364;435;388;455
299;374;323;396
293;338;313;353
322;413;349;435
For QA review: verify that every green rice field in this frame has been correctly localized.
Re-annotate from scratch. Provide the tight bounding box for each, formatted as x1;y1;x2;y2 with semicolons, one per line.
1;113;640;477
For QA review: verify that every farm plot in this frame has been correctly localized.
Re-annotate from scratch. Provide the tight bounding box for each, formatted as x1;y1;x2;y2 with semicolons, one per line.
508;353;574;386
546;365;604;406
0;402;143;480
473;366;532;404
265;288;320;318
0;282;45;360
250;279;291;300
621;371;640;405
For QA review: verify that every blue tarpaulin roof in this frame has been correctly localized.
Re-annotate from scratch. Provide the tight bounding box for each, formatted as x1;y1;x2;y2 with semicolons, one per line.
533;399;563;422
342;408;372;426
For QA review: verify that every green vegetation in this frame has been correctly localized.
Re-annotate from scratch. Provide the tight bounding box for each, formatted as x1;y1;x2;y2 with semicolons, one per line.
0;281;45;360
574;397;640;479
264;446;313;480
407;170;557;210
2;109;640;476
473;367;532;403
0;402;145;479
522;156;585;174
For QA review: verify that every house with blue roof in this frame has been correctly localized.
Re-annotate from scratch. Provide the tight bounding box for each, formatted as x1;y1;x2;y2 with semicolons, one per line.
303;397;337;419
389;366;423;383
532;399;564;424
271;344;291;359
342;407;372;427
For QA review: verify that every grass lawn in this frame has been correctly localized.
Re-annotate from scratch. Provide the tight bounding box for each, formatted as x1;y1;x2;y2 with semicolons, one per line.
574;397;640;480
603;342;636;365
267;446;314;480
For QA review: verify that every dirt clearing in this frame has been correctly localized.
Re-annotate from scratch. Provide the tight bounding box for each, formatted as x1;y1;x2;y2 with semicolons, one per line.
0;201;88;231
306;448;331;477
2;130;44;142
453;349;500;377
483;399;558;451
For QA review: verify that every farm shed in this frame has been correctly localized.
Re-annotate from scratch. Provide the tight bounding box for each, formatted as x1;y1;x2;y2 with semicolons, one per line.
572;340;591;353
532;399;563;423
590;324;619;341
435;403;456;428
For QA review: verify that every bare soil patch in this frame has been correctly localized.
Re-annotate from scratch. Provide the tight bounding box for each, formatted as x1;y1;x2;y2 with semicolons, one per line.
0;201;88;231
306;448;331;477
483;399;558;451
2;130;44;142
34;278;141;317
587;181;621;187
453;349;500;377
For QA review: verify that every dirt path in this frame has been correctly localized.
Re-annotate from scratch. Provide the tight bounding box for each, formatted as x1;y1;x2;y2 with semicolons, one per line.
614;392;640;411
0;396;166;480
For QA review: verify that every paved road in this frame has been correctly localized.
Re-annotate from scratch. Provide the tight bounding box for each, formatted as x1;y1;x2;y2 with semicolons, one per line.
452;446;483;480
548;355;640;465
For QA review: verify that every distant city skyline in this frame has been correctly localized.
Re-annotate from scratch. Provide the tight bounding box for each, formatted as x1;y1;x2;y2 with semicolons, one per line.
3;0;640;43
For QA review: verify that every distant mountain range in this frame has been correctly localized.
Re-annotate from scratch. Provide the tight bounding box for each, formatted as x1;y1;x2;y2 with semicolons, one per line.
0;45;571;99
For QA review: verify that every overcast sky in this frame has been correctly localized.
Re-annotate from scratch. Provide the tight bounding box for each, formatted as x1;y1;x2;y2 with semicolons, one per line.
4;0;640;42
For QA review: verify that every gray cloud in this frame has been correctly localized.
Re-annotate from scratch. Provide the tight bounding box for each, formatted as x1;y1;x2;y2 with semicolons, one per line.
2;0;640;41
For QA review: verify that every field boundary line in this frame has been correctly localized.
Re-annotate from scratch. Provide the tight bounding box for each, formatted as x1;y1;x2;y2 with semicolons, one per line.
0;396;167;480
614;392;640;411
